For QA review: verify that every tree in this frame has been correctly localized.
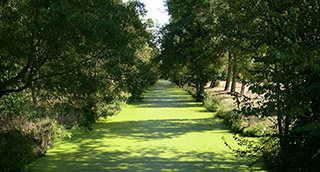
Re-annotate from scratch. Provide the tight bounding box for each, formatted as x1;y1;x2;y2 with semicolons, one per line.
224;51;232;91
159;0;222;101
230;53;239;93
214;0;320;171
1;0;158;169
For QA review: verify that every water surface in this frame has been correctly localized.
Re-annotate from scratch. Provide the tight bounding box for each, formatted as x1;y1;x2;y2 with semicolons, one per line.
30;80;265;171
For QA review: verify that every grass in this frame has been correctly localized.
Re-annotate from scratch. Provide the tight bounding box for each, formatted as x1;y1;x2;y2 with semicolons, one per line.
29;80;266;172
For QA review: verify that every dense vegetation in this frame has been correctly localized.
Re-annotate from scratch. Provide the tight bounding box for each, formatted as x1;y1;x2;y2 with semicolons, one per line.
1;0;320;171
0;0;158;171
158;0;320;171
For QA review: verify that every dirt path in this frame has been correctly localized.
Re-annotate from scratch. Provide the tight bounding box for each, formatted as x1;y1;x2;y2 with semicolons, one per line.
29;80;265;171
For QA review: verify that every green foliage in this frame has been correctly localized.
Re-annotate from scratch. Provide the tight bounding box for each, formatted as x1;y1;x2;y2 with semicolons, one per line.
97;91;130;117
0;119;70;171
222;134;275;169
216;111;243;133
0;0;158;121
216;110;274;137
203;92;223;112
158;0;223;101
0;91;34;118
205;0;320;170
0;129;35;172
0;94;71;171
182;85;197;98
243;124;271;137
159;0;320;170
0;0;158;169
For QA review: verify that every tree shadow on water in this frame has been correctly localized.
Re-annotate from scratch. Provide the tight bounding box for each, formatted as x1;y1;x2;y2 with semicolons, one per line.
136;80;200;108
29;118;263;172
29;79;265;172
67;118;230;142
133;93;201;108
30;146;253;172
134;100;201;108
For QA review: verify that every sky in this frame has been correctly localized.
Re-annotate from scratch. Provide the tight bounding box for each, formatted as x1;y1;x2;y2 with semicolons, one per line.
124;0;170;27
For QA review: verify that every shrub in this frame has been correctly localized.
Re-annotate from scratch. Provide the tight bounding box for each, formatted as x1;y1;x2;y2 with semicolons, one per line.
0;115;71;171
216;110;234;121
183;85;197;97
216;110;274;137
0;92;71;171
216;110;244;133
0;129;35;172
243;124;273;137
203;92;223;112
97;91;130;118
230;118;244;133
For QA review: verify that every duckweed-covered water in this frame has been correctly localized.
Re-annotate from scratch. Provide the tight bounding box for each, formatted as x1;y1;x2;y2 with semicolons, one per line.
29;80;265;171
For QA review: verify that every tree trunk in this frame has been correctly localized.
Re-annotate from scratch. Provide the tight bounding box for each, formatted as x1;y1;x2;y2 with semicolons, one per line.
240;76;246;96
196;82;205;102
31;84;39;106
224;52;232;91
195;83;199;94
230;55;238;93
200;82;205;95
210;80;216;88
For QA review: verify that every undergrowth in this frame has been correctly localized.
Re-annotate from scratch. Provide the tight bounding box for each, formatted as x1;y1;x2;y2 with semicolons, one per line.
183;85;275;137
0;112;71;171
203;92;223;112
0;90;128;171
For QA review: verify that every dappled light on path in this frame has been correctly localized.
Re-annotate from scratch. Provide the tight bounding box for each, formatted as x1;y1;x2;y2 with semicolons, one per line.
29;80;265;171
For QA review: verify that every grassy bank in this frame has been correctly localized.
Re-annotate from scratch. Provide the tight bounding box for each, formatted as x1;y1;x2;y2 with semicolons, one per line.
183;81;275;137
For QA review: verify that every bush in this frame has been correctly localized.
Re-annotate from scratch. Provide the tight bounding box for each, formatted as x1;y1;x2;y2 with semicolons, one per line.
243;124;273;137
216;110;243;132
0;129;35;171
230;118;244;133
97;92;130;117
216;110;274;137
0;115;71;171
0;92;71;171
182;85;197;97
203;92;223;112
